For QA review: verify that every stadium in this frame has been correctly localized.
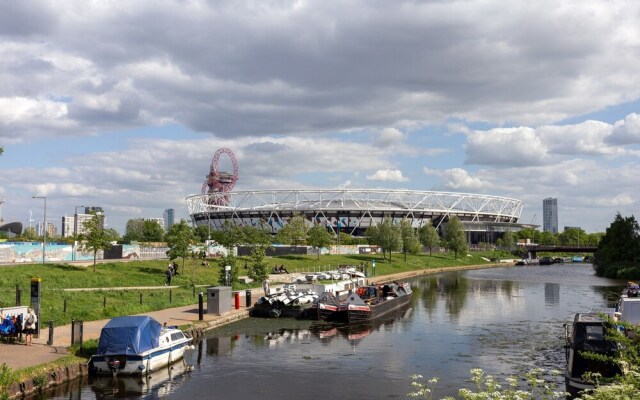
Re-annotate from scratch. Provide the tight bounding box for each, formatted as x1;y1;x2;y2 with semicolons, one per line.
185;149;529;245
185;188;527;245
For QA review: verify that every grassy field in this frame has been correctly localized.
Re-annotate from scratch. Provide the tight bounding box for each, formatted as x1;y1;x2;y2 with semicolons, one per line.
0;251;499;325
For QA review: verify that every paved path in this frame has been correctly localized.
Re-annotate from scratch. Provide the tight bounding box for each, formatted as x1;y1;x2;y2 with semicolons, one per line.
0;288;261;371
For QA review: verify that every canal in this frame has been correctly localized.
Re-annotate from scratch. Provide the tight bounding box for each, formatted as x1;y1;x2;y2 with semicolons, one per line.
47;263;624;399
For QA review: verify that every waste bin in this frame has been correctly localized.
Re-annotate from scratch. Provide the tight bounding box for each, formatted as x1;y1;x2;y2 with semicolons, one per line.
245;289;252;307
207;286;231;315
233;291;240;309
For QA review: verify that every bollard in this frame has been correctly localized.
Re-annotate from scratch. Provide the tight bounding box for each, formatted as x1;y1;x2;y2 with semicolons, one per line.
139;292;142;305
15;284;20;306
234;291;240;309
79;320;84;353
103;296;106;308
198;292;203;321
64;299;67;315
47;320;54;346
71;319;75;345
245;289;252;307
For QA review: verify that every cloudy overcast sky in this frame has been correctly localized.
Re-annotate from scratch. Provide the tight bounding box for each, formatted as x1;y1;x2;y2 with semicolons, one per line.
1;0;640;235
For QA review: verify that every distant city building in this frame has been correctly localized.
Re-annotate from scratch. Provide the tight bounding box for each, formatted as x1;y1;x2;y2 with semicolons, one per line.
146;217;164;228
163;208;175;231
85;206;104;214
543;197;558;234
36;222;57;237
75;207;105;236
62;216;75;237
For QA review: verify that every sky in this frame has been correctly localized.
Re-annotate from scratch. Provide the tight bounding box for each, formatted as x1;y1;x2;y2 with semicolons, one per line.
1;0;640;235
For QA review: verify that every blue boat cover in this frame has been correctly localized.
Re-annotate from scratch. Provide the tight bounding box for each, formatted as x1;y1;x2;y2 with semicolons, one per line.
96;316;162;356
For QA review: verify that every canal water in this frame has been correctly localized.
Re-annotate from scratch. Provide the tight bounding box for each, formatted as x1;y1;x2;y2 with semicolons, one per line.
46;263;624;399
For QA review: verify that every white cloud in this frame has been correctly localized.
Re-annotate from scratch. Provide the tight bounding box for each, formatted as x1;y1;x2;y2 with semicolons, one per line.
607;113;640;145
366;169;409;182
2;1;640;140
423;167;489;191
375;128;404;148
465;127;549;167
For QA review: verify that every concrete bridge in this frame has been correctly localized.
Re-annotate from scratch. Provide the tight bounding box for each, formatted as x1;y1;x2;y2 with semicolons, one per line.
523;245;597;259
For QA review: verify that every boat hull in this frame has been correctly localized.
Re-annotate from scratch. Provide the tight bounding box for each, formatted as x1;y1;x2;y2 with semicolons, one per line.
90;334;192;375
343;294;412;325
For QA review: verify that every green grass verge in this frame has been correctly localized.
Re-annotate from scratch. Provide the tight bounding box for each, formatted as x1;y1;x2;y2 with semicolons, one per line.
0;252;499;326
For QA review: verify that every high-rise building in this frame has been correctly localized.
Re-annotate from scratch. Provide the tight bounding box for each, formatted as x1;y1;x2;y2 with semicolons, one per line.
543;197;558;234
146;217;164;228
163;208;175;231
75;207;105;236
36;221;57;237
62;216;75;237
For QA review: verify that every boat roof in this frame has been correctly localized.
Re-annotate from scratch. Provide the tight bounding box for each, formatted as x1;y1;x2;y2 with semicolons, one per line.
96;316;162;356
574;313;607;324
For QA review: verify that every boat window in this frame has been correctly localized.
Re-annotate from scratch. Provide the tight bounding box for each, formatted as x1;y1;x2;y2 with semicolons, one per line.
171;332;184;341
585;325;604;341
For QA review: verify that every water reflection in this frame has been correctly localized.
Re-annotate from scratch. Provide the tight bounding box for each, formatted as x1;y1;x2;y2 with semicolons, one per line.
88;361;191;399
45;263;626;400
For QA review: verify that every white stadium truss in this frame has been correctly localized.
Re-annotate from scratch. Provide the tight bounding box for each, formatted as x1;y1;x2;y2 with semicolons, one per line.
185;189;524;236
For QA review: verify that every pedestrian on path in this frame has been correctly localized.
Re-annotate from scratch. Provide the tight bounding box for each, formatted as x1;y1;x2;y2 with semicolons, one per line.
165;266;173;286
24;308;37;346
263;279;270;296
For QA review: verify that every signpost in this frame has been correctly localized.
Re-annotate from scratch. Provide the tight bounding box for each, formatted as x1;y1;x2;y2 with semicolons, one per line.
30;277;41;337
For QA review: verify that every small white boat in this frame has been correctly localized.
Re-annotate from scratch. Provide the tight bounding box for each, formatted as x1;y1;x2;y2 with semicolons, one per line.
89;316;192;376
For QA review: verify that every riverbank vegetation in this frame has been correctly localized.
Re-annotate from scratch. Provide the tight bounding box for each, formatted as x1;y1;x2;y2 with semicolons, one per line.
593;213;640;279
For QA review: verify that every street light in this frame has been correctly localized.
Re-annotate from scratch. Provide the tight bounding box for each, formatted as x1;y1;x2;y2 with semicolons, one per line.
32;196;47;264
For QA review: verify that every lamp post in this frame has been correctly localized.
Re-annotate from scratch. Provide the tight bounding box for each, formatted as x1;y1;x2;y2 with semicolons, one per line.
32;196;47;264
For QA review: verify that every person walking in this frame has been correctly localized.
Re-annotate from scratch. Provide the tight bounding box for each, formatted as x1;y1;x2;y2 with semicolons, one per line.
165;266;173;286
263;279;270;296
24;308;37;346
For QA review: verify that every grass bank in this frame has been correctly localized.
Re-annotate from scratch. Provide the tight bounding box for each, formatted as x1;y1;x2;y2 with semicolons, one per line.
0;251;500;326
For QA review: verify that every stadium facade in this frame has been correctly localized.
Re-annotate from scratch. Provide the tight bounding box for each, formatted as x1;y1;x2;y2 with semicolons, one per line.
186;189;529;244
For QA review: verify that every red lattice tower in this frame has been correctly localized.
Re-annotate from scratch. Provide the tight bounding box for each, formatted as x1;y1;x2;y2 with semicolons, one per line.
202;148;239;205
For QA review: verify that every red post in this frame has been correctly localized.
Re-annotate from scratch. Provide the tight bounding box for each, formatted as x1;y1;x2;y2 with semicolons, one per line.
234;291;240;309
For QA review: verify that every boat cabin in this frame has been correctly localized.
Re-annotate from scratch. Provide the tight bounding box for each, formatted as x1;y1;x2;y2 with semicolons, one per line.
564;313;621;397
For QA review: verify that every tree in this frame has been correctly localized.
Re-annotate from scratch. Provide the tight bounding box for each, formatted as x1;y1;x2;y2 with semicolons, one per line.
367;218;402;261
275;214;308;246
194;224;211;243
165;220;197;284
21;226;38;241
418;224;440;256
593;213;640;278
123;218;144;242
538;231;558;245
241;225;272;247
216;220;245;251
79;213;113;272
443;216;468;259
559;227;587;246
247;245;270;283
307;223;333;259
399;219;420;262
499;230;515;250
141;220;165;242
